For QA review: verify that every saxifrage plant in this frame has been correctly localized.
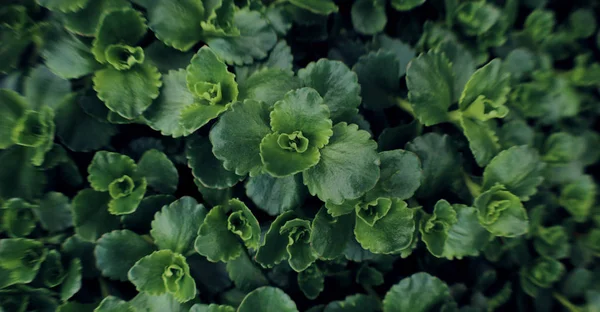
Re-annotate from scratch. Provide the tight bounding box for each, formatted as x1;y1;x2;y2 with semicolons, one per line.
1;0;599;311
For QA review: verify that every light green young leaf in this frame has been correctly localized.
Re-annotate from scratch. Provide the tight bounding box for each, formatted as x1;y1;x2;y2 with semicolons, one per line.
151;197;207;254
455;2;501;36
383;272;452;312
137;149;179;194
95;296;134;312
533;226;570;259
245;174;306;216
186;46;238;108
298;59;361;122
206;9;277;65
105;44;145;71
353;51;400;111
128;250;197;303
351;0;387;35
130;292;195;312
91;9;147;63
194;199;260;262
355;199;418;254
210;99;272;177
520;258;565;297
87;151;137;191
310;207;354;259
11;106;56;166
474;185;529;237
303;123;380;205
93;63;162;119
238;68;302;107
460;116;501;167
406;51;455;126
459;59;511;115
37;0;89;12
1;198;38;237
146;0;205;51
0;238;47;289
71;189;120;241
0;89;26;149
187;136;243;189
237;287;298;312
95;230;156;281
365;149;422;201
482;145;545;201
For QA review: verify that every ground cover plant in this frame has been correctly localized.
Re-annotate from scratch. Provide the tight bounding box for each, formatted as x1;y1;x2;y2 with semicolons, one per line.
0;0;599;311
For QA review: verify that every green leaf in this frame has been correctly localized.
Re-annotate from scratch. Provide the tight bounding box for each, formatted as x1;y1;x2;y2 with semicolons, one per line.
95;230;156;281
288;0;338;15
310;207;354;259
137;149;179;194
33;192;73;233
107;176;147;215
356;264;384;287
0;90;26;149
1;198;38;237
482;145;545;201
42;26;100;79
54;94;117;152
121;195;175;232
568;9;596;39
235;40;293;83
533;226;570;259
298;59;361;122
151;197;207;254
95;296;134;312
353;51;400;111
210;99;272;177
24;65;71;110
474;185;529;237
405;133;461;199
71;189;120;241
351;0;387;35
406;51;454;126
459;59;511;115
455;2;501;36
262;88;333;176
420;200;457;257
37;0;89;12
442;204;490;259
0;238;47;288
225;248;269;292
60;258;82;301
0;147;46;201
372;35;416;77
93;63;162;119
128;250;197;303
144;41;195;73
460;116;501;167
195;199;260;262
559;175;596;222
237;287;298;312
62;235;98;278
206;9;277;65
190;304;235;312
143;69;195;137
354;198;418;254
187;46;238;106
325;198;361;217
303;123;380;205
324;294;380;312
542;132;585;165
520;258;565;296
298;264;324;299
391;0;426;11
39;250;65;288
434;40;476;99
238;68;302;107
187;136;243;189
87;151;137;191
105;44;144;71
146;0;205;51
58;0;130;36
245;174;306;216
256;212;295;268
383;272;452;312
11;106;56;166
91;9;147;63
365;149;422;201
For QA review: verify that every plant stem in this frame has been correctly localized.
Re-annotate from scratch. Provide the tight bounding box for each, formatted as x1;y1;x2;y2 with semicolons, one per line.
463;171;482;198
396;98;416;119
99;277;110;298
553;292;583;312
447;109;462;124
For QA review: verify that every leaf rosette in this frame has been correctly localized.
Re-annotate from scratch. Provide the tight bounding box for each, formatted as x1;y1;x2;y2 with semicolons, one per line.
474;184;529;237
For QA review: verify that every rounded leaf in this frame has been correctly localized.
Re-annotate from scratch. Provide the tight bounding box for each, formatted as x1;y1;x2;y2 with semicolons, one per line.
353;51;400;111
365;149;422;201
238;287;298;312
186;136;243;189
151;197;207;254
245;174;307;216
146;0;205;51
351;0;387;35
474;185;529;237
87;151;137;191
91;9;147;63
38;0;89;12
310;208;354;259
71;189;120;241
303;123;380;205
238;68;302;107
137;149;179;194
95;230;156;281
383;272;452;312
186;46;238;107
59;0;131;37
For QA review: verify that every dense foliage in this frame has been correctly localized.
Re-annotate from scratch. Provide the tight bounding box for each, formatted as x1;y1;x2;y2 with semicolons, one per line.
1;0;599;311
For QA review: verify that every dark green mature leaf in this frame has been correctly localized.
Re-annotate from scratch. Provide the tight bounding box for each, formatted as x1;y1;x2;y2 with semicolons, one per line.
559;175;596;222
91;9;147;63
351;0;387;36
353;51;400;111
1;198;38;237
299;59;361;122
383;272;452;312
0;238;47;289
226;249;269;292
59;0;131;36
237;287;298;312
482;146;545;201
145;0;204;52
95;230;156;281
187;136;243;189
60;258;82;301
95;296;134;312
151;197;207;254
303;123;380;205
0;147;46;201
238;68;302;107
33;192;72;233
365;149;422;201
137;149;179;194
325;294;380;312
245;174;306;216
474;185;529;237
24;65;71;110
71;189;120;241
310;207;354;259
